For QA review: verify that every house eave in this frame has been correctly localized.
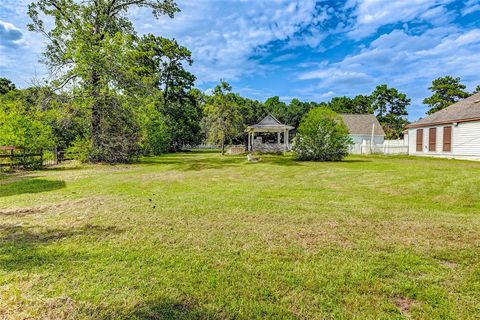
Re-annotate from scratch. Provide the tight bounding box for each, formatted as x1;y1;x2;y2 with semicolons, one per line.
406;117;480;129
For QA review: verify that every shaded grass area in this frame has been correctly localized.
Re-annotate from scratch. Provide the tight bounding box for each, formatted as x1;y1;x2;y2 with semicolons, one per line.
0;177;66;197
0;152;479;319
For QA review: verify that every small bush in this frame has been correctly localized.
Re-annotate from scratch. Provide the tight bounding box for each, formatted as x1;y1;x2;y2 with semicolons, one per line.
67;138;91;163
143;107;172;156
293;107;352;161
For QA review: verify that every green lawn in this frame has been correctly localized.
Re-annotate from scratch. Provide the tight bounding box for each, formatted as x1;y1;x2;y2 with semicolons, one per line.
1;151;479;319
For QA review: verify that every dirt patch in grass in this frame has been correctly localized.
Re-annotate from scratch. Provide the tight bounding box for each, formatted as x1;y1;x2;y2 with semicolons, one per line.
395;296;416;317
0;206;45;216
438;259;458;269
0;197;105;217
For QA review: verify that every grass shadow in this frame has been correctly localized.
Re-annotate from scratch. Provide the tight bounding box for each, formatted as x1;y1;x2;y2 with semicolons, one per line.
0;224;121;272
44;165;85;172
0;176;66;197
141;151;306;170
130;299;223;320
341;159;374;163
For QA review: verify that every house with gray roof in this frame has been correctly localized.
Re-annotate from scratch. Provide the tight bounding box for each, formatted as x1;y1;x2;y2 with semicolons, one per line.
405;92;480;160
340;114;385;148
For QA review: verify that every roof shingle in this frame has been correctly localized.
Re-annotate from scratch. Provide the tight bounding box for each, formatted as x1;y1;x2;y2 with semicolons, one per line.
408;92;480;128
340;114;385;136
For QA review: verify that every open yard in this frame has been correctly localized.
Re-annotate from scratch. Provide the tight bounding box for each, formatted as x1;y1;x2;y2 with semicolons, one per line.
0;152;479;319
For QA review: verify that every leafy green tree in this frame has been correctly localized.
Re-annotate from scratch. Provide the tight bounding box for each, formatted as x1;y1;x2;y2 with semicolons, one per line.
203;81;243;155
237;97;267;128
18;86;90;150
371;84;410;139
28;0;180;162
161;90;203;151
136;35;201;151
473;85;480;94
328;95;372;114
293;107;352;161
352;95;373;114
285;99;315;128
423;76;470;115
0;89;55;150
264;96;287;122
89;93;142;163
0;78;16;95
329;96;354;113
139;102;172;155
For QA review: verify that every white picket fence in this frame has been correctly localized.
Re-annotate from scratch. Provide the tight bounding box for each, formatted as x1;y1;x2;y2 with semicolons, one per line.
350;139;408;155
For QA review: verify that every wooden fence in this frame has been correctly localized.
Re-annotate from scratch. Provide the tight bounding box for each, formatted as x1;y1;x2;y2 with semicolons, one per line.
0;146;79;170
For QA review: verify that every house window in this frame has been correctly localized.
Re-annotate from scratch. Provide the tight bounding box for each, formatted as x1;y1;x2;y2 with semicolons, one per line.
443;126;452;152
416;129;423;152
429;128;437;152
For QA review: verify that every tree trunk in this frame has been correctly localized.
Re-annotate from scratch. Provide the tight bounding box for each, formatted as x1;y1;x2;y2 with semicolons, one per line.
221;131;225;155
92;103;101;148
91;71;101;150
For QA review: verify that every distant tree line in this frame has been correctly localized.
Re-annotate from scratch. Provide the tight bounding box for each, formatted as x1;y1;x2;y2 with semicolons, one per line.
1;72;477;162
0;1;477;162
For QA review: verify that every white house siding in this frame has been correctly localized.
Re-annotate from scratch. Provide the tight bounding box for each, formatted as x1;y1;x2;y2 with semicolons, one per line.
408;129;416;155
408;121;480;160
408;126;448;155
454;121;480;156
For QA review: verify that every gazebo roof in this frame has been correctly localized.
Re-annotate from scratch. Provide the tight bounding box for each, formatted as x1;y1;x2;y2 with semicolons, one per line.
246;114;294;132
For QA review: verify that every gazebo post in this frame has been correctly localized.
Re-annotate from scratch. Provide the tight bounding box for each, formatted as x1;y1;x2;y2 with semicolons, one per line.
251;132;255;152
286;129;290;150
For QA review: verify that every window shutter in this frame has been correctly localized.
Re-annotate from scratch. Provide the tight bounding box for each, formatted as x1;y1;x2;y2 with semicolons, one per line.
416;129;423;152
429;128;437;152
443;126;452;152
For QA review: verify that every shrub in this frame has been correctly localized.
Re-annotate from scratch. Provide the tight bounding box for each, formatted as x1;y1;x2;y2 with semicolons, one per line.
293;107;352;161
0;109;55;151
89;96;141;163
67;138;91;163
143;109;172;156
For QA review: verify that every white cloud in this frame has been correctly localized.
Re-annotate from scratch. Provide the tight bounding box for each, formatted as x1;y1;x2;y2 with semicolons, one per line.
0;1;47;85
297;27;480;119
0;0;478;121
346;0;455;38
462;0;480;15
131;0;324;84
270;53;299;63
0;20;24;47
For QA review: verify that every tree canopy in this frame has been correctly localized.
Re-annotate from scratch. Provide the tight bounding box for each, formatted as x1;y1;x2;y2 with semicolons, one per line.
370;84;410;139
203;81;244;155
28;0;180;162
423;76;470;115
294;107;352;161
0;78;16;95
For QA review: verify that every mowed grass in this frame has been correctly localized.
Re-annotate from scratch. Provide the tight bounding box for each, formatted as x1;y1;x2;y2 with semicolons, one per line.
0;151;479;319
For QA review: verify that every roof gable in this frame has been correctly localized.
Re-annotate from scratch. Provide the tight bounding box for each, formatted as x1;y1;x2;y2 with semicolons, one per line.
258;114;282;125
340;114;385;136
246;113;294;131
408;92;480;127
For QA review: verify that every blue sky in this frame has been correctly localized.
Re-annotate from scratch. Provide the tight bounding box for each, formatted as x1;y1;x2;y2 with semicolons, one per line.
1;0;479;120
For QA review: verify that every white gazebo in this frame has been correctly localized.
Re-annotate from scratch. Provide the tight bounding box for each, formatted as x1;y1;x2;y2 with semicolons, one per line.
245;114;294;153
